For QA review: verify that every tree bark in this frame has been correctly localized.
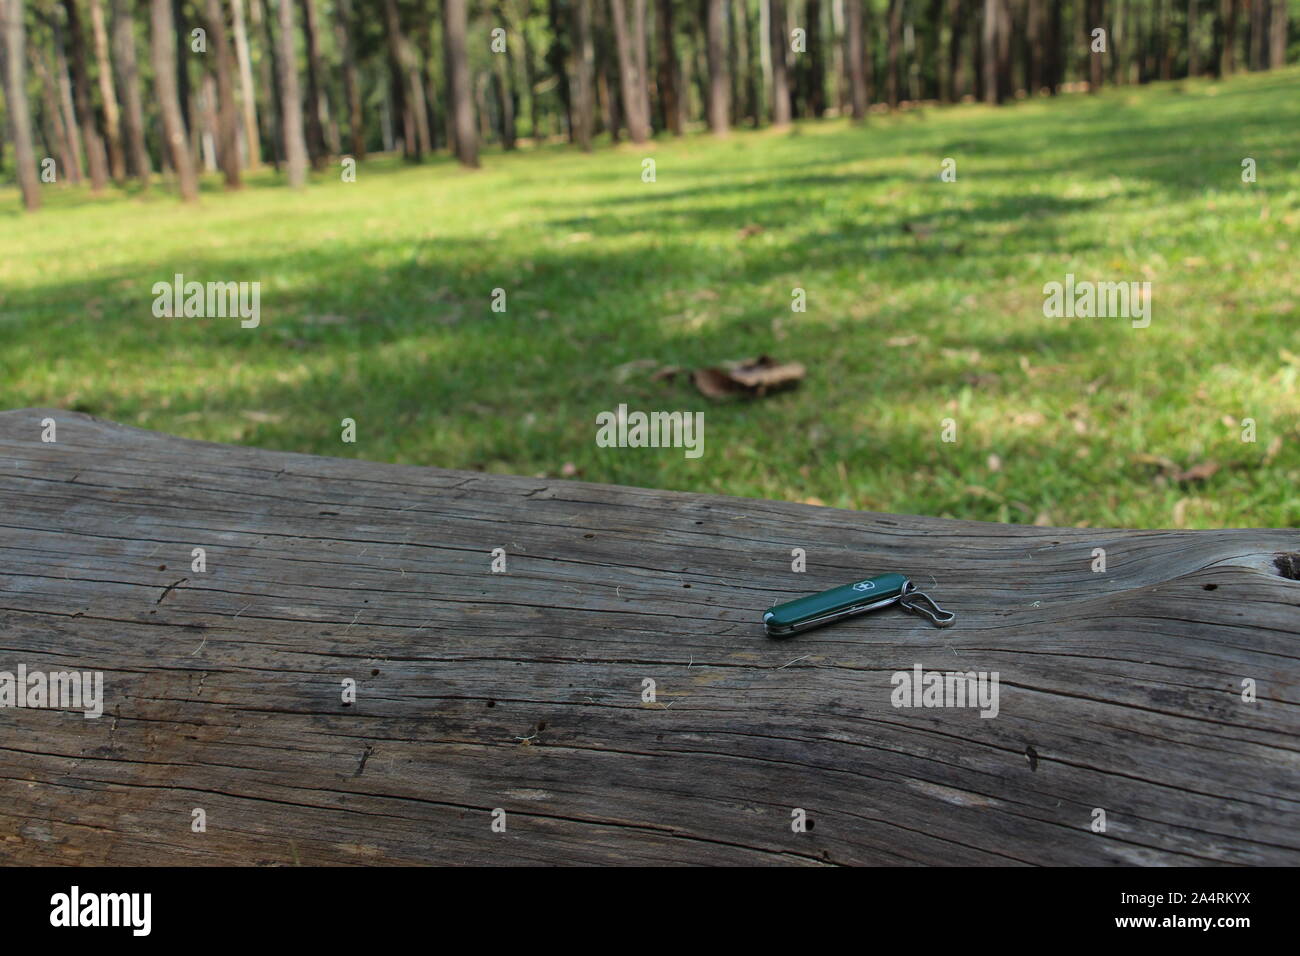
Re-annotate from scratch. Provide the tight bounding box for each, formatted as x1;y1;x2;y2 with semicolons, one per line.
1025;0;1042;91
1218;0;1239;76
173;0;191;135
887;0;901;107
572;0;595;149
768;0;789;124
1087;0;1103;90
88;0;125;181
493;3;518;148
54;21;86;182
250;0;281;168
30;39;78;183
112;0;150;182
656;0;681;133
274;0;307;185
807;0;824;114
1;0;40;209
597;0;621;140
739;0;758;123
610;0;649;140
296;0;326;168
229;0;261;167
1048;0;1061;90
1270;0;1287;68
845;0;865;118
546;0;572;140
332;0;363;157
381;0;419;159
518;9;539;140
945;0;966;100
150;0;198;199
1249;0;1264;70
443;0;478;167
63;0;110;191
996;0;1012;95
632;0;651;128
204;0;240;186
982;0;997;101
704;0;728;132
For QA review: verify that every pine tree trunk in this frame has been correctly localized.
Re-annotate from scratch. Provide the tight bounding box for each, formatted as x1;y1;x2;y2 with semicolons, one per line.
610;0;649;140
251;0;281;168
768;0;790;124
112;0;150;182
1249;0;1264;69
572;0;595;149
88;0;125;181
996;0;1012;95
982;0;997;101
1274;0;1284;67
407;53;431;155
887;0;901;107
946;0;966;100
1270;0;1287;68
296;0;327;168
632;0;651;128
380;0;409;158
229;0;262;167
1087;0;1103;90
739;0;758;122
443;0;478;167
55;22;86;182
845;0;866;118
174;0;191;134
332;0;363;157
519;15;539;140
807;0;825;114
1048;0;1061;91
30;41;78;184
274;0;307;185
204;0;240;186
494;3;518;148
598;2;621;139
546;0;573;140
63;0;110;191
1;0;41;209
1026;0;1042;91
704;0;728;132
150;0;198;199
1219;0;1238;76
656;0;681;133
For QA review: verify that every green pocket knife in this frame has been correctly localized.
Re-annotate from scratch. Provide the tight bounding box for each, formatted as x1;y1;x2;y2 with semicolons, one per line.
763;572;955;638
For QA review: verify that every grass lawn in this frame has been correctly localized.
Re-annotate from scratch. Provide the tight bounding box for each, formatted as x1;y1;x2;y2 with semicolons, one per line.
3;69;1298;529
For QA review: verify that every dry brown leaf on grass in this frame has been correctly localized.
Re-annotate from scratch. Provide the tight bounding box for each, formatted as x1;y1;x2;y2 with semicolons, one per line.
1131;452;1179;475
737;224;765;239
1175;461;1220;483
1132;454;1220;484
612;358;662;383
691;356;806;400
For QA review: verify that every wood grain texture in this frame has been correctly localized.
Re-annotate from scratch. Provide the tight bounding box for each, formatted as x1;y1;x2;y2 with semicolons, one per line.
1;408;1297;866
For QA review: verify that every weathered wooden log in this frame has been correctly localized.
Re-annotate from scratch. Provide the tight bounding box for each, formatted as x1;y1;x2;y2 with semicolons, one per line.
1;408;1297;865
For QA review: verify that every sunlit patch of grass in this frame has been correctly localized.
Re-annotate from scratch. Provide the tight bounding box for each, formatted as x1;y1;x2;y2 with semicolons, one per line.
2;69;1298;528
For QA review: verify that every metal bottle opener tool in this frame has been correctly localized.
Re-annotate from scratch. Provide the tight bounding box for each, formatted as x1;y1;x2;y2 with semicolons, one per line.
763;572;955;638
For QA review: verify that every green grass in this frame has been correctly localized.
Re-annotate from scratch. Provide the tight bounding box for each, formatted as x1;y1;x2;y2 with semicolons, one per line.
3;70;1299;529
